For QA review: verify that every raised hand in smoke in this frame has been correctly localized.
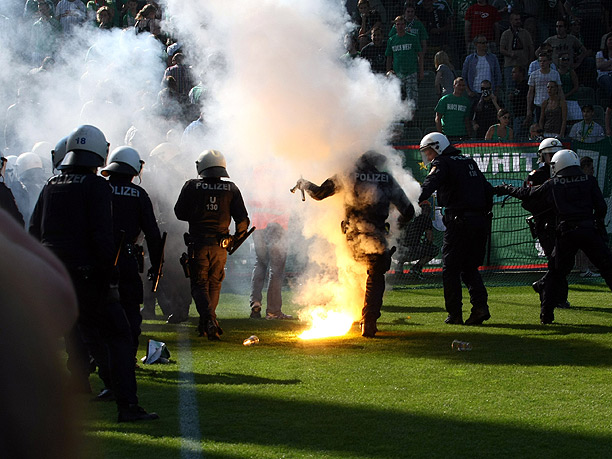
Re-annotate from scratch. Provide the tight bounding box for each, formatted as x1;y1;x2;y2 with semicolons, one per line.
290;177;310;201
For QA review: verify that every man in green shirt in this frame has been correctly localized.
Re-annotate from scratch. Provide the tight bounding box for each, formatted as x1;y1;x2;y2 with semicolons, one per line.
388;4;428;58
435;77;472;140
386;16;423;103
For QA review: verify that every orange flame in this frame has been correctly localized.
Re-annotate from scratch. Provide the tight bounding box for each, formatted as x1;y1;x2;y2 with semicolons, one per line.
299;307;354;340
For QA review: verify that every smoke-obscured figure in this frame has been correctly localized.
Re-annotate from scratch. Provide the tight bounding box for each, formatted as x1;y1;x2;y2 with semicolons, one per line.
418;132;494;326
29;124;158;422
294;151;414;338
0;152;24;225
494;149;612;324
395;200;439;278
101;146;162;364
15;151;46;226
142;142;192;322
248;202;292;320
174;150;250;340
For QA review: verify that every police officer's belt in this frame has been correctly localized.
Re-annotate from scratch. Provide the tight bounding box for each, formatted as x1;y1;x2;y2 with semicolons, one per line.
190;234;228;246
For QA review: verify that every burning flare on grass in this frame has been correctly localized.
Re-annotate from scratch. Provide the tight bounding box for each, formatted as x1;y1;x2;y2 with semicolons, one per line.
299;307;354;340
297;240;367;340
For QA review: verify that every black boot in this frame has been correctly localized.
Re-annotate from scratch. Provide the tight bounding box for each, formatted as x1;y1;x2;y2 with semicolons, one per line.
118;404;159;422
206;319;220;341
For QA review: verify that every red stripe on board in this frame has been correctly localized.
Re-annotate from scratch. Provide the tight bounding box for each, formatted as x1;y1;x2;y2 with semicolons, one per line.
390;263;548;274
393;142;570;150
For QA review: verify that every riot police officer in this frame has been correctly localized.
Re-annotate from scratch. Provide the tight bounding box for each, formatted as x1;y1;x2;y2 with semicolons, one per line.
294;150;414;338
418;132;494;325
29;125;158;422
174;150;250;340
101;146;163;359
524;138;570;309
495;149;612;323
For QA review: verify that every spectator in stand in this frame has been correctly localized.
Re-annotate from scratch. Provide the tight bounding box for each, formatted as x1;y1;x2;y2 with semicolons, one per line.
472;79;503;139
520;0;539;45
162;52;193;105
415;0;452;55
55;0;86;35
528;123;544;141
569;104;605;142
342;33;360;61
135;3;160;38
389;4;429;58
435;76;472;140
508;65;529;139
464;0;501;54
122;0;139;28
30;0;60;67
544;18;587;71
96;6;112;29
538;0;564;45
499;12;533;92
526;53;562;124
360;26;387;74
563;0;605;53
596;32;612;99
557;52;581;122
485;107;513;141
386;15;423;103
567;17;596;88
355;0;382;50
461;34;502;107
539;81;567;138
528;44;557;76
434;50;455;98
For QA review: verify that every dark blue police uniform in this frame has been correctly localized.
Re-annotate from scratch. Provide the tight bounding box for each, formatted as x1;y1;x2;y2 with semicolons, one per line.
303;153;414;334
174;177;249;339
419;145;494;325
108;174;162;356
499;165;612;323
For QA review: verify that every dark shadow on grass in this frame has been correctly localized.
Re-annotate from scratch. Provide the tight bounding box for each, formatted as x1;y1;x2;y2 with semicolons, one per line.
85;388;612;458
382;305;443;313
199;391;612;457
382;329;612;367
190;372;301;386
570;306;612;314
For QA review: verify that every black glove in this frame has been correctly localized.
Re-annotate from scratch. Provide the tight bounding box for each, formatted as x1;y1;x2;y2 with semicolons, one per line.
493;184;513;196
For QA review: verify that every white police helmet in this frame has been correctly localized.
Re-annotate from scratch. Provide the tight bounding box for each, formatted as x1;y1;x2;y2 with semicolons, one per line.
538;137;562;163
196;149;229;177
101;146;144;177
419;132;450;165
16;152;43;175
550;149;580;177
51;136;68;170
62;125;109;168
149;142;180;163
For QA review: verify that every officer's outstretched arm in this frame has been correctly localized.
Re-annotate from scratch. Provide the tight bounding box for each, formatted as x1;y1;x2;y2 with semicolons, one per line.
293;176;339;201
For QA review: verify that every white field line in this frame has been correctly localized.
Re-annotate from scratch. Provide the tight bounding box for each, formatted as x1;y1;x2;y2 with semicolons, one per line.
178;328;204;459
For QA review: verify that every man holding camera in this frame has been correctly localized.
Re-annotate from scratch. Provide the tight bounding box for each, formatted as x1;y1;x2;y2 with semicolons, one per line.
472;79;503;139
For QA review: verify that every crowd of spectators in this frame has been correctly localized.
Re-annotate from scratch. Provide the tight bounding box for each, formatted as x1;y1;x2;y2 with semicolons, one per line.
350;0;612;142
4;0;612;154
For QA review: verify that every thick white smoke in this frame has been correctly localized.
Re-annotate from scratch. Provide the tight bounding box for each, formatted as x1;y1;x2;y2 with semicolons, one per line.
1;0;423;324
163;0;422;322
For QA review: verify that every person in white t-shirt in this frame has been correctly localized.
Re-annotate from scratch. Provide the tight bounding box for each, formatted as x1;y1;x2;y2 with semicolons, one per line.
526;53;563;124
